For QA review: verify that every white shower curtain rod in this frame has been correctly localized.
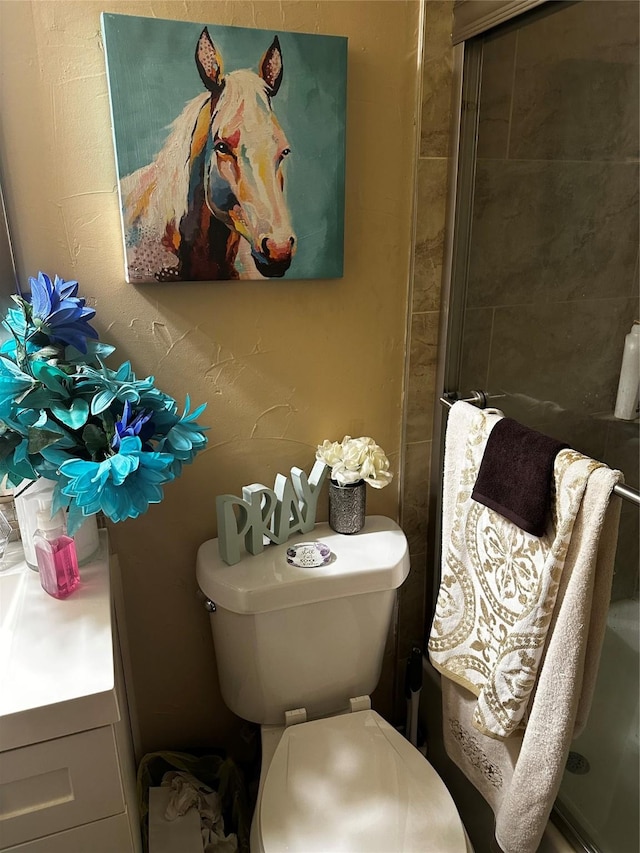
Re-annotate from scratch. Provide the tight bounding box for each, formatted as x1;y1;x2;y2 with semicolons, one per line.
439;392;640;507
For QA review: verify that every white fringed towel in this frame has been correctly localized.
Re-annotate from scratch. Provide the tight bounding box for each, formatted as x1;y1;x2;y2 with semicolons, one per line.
429;401;622;853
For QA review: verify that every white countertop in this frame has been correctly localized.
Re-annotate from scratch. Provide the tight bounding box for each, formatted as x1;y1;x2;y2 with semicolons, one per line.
0;531;118;752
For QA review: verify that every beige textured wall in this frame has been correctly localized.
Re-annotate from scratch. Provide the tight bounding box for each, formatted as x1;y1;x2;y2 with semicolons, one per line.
0;0;420;752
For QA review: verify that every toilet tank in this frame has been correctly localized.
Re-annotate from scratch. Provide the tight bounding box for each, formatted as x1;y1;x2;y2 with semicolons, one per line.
196;516;410;726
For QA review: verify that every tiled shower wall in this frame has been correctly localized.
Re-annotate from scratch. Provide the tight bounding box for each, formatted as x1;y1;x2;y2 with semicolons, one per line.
459;1;639;602
382;0;639;723
396;0;455;717
371;0;455;722
462;3;639;434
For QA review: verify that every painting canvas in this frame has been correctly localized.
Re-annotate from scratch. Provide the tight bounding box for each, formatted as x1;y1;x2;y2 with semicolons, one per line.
102;13;347;283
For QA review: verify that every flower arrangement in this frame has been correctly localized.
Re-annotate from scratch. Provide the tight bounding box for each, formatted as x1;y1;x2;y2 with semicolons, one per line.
0;272;208;533
316;435;393;489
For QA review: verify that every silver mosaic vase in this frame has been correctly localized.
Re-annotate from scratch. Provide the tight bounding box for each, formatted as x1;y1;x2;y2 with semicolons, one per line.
328;479;366;534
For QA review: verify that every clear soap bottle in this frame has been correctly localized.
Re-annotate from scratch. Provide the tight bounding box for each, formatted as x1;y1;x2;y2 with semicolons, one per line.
614;321;640;420
33;503;80;599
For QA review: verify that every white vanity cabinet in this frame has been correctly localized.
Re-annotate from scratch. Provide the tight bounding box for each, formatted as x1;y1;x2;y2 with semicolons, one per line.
0;533;141;852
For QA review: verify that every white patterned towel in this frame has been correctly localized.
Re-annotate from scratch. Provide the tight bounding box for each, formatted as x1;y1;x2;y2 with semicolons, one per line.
440;461;622;853
428;401;610;739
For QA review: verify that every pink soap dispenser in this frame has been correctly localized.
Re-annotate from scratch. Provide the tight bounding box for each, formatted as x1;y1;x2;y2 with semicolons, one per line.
33;502;80;599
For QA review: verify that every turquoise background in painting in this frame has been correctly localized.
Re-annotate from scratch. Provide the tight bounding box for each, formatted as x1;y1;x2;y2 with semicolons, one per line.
101;13;347;280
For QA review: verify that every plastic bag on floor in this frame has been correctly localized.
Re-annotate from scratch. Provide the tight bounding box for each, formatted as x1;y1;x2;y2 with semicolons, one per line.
162;770;238;852
137;751;250;853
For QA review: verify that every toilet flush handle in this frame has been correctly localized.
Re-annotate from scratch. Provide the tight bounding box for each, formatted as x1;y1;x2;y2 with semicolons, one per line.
196;589;217;612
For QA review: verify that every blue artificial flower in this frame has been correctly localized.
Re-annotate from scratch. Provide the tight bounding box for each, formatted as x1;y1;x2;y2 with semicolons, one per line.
64;340;116;366
1;272;209;528
26;272;99;353
0;403;77;487
18;361;90;430
0;407;40;485
111;401;154;450
1;305;29;352
0;432;38;485
75;360;156;415
138;385;180;415
156;395;208;474
57;436;176;532
0;412;29;486
0;356;35;409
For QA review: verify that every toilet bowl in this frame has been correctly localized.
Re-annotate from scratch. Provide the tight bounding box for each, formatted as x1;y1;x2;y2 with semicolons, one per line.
197;516;471;852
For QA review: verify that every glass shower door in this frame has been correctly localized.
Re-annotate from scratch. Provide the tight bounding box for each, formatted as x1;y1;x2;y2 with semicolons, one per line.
446;2;639;850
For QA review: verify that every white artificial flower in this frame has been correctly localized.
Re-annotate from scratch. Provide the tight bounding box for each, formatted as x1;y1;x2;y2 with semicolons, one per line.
341;437;367;473
316;435;393;489
331;462;363;484
316;439;343;467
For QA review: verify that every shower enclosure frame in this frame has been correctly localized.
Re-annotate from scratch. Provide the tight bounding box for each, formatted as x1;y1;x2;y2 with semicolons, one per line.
425;2;638;851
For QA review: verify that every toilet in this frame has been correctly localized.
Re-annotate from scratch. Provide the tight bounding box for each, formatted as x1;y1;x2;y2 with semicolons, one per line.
197;515;471;852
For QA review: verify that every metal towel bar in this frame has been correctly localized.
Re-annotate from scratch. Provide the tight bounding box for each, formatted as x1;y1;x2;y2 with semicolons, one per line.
439;392;640;507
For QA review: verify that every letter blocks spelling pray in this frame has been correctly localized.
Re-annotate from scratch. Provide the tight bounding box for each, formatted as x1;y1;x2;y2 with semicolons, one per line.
216;461;328;565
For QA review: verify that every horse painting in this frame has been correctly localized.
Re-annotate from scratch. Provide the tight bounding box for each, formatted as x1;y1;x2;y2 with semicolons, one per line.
120;28;296;283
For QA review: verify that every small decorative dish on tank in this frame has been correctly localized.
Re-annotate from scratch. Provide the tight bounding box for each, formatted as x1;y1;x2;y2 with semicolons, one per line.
286;541;332;568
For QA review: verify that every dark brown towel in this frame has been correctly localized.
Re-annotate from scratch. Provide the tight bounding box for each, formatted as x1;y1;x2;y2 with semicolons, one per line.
472;418;568;537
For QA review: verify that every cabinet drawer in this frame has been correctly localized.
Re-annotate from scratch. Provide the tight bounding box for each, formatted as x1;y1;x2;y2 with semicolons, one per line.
1;812;135;853
0;726;124;848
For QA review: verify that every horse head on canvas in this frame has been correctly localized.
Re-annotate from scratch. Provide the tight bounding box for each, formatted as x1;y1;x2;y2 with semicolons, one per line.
121;28;296;283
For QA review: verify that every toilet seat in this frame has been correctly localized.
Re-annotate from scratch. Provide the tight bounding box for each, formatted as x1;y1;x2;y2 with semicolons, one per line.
258;709;468;853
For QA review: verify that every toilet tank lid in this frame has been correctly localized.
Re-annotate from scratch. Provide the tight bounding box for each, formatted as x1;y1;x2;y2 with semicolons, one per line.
196;515;410;614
